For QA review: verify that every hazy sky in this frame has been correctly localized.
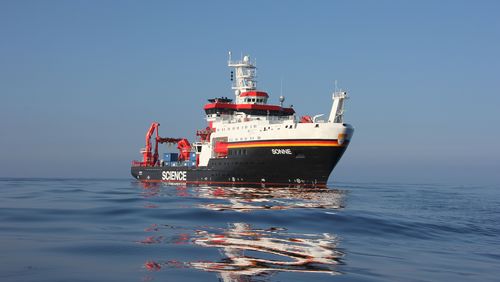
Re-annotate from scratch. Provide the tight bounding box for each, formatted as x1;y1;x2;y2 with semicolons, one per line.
1;1;499;184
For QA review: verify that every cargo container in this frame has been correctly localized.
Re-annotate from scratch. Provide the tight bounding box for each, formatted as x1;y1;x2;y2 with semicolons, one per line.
189;152;196;160
163;161;173;167
163;153;178;162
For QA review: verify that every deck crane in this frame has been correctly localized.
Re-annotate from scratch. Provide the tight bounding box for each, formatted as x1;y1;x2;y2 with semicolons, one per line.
140;122;191;166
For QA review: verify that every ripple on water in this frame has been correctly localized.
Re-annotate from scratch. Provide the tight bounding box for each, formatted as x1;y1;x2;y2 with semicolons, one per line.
0;179;499;282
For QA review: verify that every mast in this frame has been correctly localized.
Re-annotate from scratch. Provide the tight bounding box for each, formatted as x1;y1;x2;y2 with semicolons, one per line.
328;90;348;123
228;52;257;104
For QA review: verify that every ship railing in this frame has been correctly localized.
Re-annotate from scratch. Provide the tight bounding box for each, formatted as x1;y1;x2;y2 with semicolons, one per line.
220;115;295;125
269;115;295;122
131;160;148;167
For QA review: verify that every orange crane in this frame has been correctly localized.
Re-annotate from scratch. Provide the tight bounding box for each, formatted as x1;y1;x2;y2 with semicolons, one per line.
141;122;191;166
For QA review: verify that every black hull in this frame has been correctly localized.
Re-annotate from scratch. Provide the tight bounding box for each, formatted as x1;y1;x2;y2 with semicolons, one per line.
131;144;348;187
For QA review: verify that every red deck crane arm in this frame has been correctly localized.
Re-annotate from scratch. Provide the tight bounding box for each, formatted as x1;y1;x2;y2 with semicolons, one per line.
177;139;192;161
142;122;160;166
144;122;159;153
157;137;183;143
140;122;191;166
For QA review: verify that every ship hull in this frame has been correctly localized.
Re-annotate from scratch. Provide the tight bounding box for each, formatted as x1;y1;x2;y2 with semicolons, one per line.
131;142;349;187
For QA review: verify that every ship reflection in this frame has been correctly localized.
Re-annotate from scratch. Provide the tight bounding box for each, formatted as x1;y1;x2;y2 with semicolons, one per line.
137;184;346;280
141;222;343;281
194;186;346;211
136;183;346;211
190;222;343;280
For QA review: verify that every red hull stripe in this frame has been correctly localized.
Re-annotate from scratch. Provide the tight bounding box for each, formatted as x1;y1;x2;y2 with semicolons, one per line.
139;179;327;188
227;139;344;148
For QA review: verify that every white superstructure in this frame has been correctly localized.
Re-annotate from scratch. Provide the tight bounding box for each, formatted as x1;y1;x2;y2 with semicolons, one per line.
196;53;354;167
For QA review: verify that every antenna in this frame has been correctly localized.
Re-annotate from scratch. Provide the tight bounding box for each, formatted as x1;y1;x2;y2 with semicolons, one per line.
254;57;257;81
334;80;338;92
279;77;285;107
280;76;283;97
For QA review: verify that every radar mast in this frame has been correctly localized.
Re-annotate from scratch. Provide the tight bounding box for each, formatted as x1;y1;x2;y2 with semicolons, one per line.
228;52;257;103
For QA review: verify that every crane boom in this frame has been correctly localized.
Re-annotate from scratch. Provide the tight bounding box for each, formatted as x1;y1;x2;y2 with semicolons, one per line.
140;122;191;166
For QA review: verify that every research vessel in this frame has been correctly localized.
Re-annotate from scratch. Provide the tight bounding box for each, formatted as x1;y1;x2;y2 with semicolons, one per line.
131;53;354;186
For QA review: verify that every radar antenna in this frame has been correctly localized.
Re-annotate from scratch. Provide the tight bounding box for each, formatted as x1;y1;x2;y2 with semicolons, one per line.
227;52;257;97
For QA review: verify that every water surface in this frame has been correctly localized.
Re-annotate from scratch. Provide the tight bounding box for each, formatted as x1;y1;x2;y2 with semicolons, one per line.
0;179;498;281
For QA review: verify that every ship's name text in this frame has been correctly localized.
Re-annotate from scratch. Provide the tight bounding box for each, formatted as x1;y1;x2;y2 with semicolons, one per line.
271;148;292;155
162;171;187;181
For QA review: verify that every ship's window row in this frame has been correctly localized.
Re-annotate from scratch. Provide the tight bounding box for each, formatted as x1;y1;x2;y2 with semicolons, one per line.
231;136;256;141
228;149;247;156
229;136;260;141
221;124;257;131
244;98;265;103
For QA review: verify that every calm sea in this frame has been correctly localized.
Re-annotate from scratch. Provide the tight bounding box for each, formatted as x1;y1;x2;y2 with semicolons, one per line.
0;179;498;281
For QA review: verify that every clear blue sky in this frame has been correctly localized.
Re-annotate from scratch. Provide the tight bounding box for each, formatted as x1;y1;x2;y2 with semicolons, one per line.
1;1;499;184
